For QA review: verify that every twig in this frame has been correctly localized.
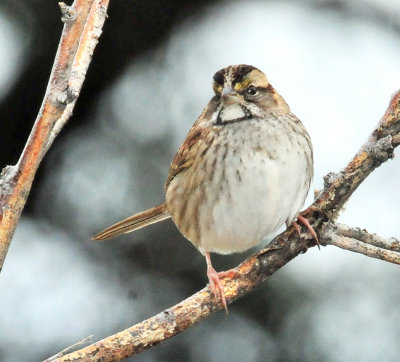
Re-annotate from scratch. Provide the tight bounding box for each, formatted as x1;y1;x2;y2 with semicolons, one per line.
44;335;93;362
0;0;110;271
332;222;400;252
54;89;400;361
321;222;400;264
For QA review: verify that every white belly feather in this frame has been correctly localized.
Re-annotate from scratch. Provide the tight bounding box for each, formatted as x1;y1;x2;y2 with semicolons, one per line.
198;141;309;254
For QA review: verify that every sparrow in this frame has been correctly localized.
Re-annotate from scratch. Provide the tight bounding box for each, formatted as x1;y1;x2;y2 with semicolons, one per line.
93;64;313;311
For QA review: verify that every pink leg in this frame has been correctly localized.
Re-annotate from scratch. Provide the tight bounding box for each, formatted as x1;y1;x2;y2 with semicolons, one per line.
205;252;239;312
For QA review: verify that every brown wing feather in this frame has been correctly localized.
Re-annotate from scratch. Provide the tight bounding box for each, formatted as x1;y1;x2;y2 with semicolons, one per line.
92;203;170;241
166;128;201;188
165;101;217;189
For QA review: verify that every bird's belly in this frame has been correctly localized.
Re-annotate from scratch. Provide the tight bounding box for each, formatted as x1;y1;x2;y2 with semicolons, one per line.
196;151;309;254
166;133;311;255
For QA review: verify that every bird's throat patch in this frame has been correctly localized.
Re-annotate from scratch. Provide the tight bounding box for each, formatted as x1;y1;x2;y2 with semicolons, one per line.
216;104;252;125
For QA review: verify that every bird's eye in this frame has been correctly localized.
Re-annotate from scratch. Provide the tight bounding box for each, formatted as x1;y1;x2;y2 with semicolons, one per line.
247;85;257;95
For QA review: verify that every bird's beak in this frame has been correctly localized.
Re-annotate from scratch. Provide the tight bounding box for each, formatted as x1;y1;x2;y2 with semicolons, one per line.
221;86;240;105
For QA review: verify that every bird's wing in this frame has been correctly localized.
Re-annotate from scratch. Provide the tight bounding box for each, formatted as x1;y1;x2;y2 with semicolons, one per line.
165;126;213;189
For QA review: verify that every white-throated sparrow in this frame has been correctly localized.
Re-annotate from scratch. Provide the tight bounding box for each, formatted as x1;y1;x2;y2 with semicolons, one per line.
93;65;313;310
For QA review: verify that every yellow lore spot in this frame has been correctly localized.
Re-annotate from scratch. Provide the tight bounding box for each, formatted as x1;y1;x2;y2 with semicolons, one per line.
213;82;223;93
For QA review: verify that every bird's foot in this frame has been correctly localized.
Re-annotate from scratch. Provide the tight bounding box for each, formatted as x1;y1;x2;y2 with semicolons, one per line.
205;252;239;313
207;266;239;313
292;206;319;248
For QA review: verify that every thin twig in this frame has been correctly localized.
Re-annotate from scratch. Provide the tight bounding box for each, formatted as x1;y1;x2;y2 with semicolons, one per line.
333;222;400;252
321;222;400;265
0;0;109;271
44;335;93;362
55;89;400;361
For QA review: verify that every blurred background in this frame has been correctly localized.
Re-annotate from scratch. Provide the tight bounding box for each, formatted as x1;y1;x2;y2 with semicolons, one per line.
1;0;400;361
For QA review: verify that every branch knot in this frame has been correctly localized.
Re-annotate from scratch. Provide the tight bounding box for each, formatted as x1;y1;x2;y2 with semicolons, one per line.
369;135;394;164
57;86;78;105
0;166;18;211
323;171;341;188
59;2;77;24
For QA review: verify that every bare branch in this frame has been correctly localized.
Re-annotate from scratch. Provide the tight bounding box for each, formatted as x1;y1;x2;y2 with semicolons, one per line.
321;222;400;265
0;0;110;271
333;222;400;252
54;90;400;361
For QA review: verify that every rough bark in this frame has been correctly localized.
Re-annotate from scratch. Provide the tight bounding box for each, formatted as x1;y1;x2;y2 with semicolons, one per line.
0;0;110;271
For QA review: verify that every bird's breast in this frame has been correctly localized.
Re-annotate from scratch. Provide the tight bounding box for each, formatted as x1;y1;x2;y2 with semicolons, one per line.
166;115;313;255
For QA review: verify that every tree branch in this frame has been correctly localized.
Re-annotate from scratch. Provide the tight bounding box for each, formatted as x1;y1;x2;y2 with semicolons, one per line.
321;222;400;264
54;89;400;361
0;0;110;271
329;222;400;252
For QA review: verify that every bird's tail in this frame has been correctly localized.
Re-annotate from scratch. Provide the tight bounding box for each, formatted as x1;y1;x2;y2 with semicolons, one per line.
92;203;170;241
